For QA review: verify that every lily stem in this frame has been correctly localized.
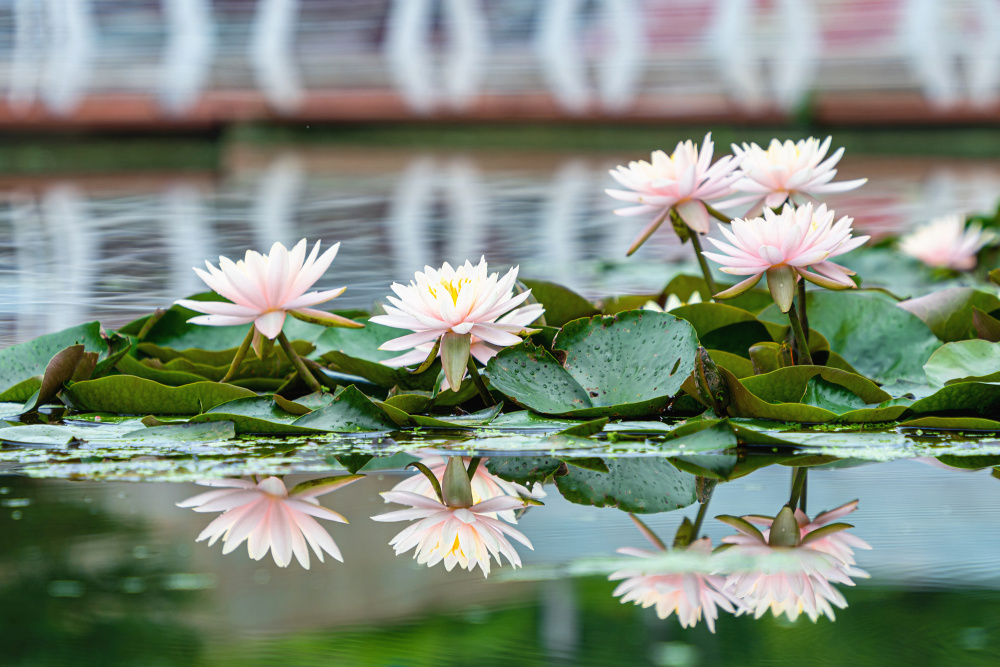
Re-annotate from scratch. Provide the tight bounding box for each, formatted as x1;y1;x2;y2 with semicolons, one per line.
788;467;808;509
787;303;814;365
466;357;496;406
690;479;718;539
797;280;810;340
686;232;719;300
277;332;324;394
704;203;733;223
220;326;255;383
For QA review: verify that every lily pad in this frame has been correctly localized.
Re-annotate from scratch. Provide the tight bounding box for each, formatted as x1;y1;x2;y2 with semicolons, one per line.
923;339;1000;386
554;457;697;514
0;322;108;401
487;311;698;417
908;382;1000;417
119;421;236;443
898;416;1000;432
898;287;1000;342
189;396;324;434
316;319;439;390
671;302;773;358
291;385;397;432
62;376;256;415
520;279;598;327
760;291;940;384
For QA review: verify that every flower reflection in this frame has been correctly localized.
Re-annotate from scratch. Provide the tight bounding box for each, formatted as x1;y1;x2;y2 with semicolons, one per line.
389;451;545;523
177;475;360;569
372;457;534;577
610;537;741;633
719;504;870;623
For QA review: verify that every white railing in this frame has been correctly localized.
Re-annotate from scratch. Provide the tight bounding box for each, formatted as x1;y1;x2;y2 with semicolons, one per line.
1;0;999;117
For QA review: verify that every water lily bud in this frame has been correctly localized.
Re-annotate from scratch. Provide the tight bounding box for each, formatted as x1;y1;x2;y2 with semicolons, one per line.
672;516;694;548
768;506;801;547
694;346;730;414
442;456;474;508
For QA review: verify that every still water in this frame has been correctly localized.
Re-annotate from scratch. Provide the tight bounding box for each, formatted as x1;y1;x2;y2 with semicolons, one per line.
2;141;1000;665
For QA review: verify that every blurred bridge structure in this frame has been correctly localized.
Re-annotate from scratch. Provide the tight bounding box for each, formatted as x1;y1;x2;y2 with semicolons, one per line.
1;0;999;129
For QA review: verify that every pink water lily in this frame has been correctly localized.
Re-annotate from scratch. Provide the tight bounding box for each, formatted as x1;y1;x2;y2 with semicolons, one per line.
899;214;996;270
177;239;358;340
369;258;543;391
372;490;533;577
390;452;546;523
743;500;872;567
727;137;867;216
609;537;742;633
718;506;870;623
177;475;360;569
701;203;869;311
606;133;743;253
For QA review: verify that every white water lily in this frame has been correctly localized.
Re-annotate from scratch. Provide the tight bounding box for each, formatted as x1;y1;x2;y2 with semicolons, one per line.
642;291;702;313
372;458;534;577
606;133;743;253
389;452;545;523
899;214;996;270
728;137;867;215
369;258;543;390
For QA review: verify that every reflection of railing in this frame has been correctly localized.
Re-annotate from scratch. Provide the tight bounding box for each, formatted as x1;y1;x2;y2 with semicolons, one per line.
1;151;999;344
2;1;1000;123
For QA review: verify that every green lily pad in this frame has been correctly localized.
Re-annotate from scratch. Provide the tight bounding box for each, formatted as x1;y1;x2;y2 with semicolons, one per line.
189;396;324;434
554;457;697;514
136;339;314;368
116;354;208;387
0;322;108;401
898;287;1000;342
801;376;871;413
520;279;598;327
707;350;755;378
924;339;1000;386
487;311;699;417
973;307;1000;342
486;457;564;489
898;416;1000;432
316;319;439;390
20;344;99;414
935;454;1000;469
62;376;256;415
291;385;397;432
908;382;1000;417
760;291;940;384
671;302;773;358
720;366;906;424
488;411;594;431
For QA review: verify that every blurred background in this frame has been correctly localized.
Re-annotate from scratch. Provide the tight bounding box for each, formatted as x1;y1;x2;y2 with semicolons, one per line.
1;0;1000;125
2;0;1000;345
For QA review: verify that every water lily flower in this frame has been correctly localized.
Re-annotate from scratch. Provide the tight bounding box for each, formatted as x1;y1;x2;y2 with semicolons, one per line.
727;137;867;216
177;239;358;340
701;203;869;312
609;537;742;633
177;475;361;569
899;214;997;271
642;291;702;313
718;506;870;623
369;258;543;392
743;499;872;567
376;300;545;392
389;452;546;523
372;457;534;577
606;133;743;253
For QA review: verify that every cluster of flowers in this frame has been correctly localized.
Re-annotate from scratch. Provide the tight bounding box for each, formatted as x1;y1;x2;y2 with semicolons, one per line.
178;453;544;574
610;501;870;632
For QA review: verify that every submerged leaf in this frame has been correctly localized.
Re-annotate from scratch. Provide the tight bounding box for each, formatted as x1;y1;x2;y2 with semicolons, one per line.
554;458;698;514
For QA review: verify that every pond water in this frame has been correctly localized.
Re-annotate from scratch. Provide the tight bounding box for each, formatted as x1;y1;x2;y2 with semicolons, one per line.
3;139;1000;665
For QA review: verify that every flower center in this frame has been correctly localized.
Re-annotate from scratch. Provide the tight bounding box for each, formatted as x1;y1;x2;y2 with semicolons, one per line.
432;277;471;305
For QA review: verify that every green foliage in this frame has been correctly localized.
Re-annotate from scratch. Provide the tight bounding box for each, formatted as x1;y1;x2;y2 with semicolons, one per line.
519;278;598;327
899;287;1000;342
554;457;697;513
488;310;699;417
